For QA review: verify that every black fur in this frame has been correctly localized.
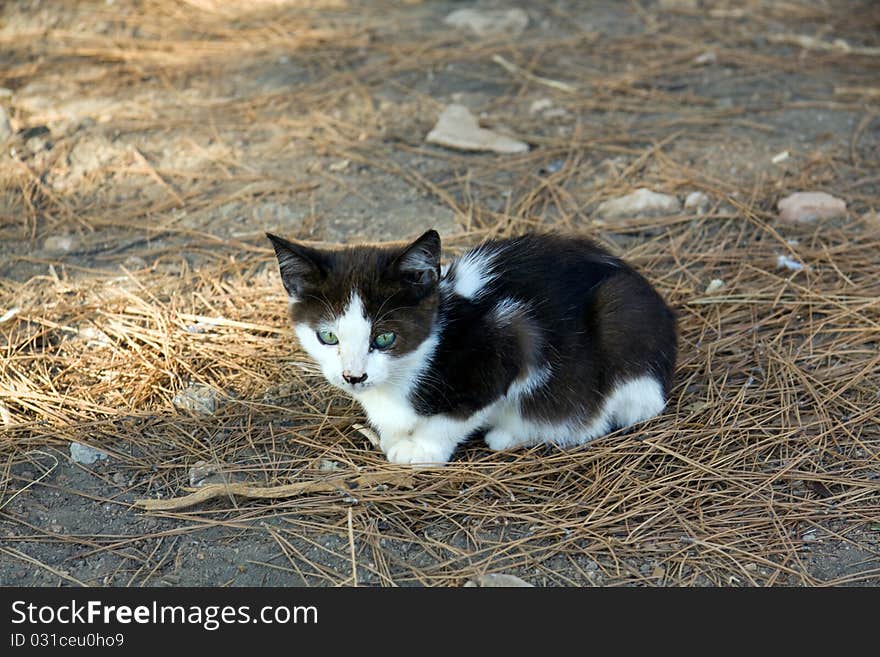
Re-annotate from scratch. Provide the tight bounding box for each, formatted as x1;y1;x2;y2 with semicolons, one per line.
268;231;677;428
412;234;677;424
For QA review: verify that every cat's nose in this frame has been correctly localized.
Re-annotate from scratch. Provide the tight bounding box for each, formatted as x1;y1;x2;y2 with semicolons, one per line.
343;371;368;385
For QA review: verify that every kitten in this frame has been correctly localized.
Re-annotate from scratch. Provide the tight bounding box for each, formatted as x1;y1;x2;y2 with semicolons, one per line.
267;230;676;466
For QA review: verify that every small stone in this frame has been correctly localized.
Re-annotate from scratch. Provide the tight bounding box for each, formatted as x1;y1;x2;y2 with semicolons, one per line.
684;191;710;214
319;459;340;472
658;0;698;9
122;255;148;270
776;254;805;272
0;106;11;144
694;50;717;65
777;191;846;223
704;279;725;294
172;383;220;415
0;307;20;325
189;461;219;487
43;235;76;254
444;8;529;37
112;472;127;486
529;98;554;115
426;104;529;154
596;188;681;218
69;442;109;465
464;573;534;587
771;150;790;164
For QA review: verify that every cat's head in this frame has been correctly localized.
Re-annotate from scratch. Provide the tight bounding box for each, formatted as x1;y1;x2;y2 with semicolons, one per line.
267;230;441;393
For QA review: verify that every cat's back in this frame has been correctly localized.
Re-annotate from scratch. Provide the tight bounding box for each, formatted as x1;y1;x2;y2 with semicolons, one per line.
442;232;630;305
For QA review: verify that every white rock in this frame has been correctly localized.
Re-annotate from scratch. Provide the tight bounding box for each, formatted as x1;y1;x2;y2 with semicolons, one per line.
529;98;554;115
776;254;805;272
694;50;717;65
426;104;529;154
0;106;11;143
43;235;76;253
172;383;220;415
464;573;534;587
70;442;109;465
444;8;529;37
771;150;790;164
0;307;20;324
704;279;725;294
684;191;710;214
777;192;846;223
189;461;219;487
597;188;681;218
658;0;698;9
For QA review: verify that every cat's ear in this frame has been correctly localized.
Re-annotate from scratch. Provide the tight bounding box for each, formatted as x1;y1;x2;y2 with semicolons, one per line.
393;229;441;289
266;233;328;298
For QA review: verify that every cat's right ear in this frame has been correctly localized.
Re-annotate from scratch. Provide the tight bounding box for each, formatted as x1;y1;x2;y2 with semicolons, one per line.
266;233;327;299
393;229;441;289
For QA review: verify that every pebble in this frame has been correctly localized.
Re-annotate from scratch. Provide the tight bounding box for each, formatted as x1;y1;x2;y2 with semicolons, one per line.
464;573;534;587
776;254;805;272
704;279;725;294
658;0;698;9
426;104;529;154
529;98;554;115
172;383;220;415
771;150;790;164
42;235;76;254
777;191;846;223
684;191;710;214
693;50;717;65
596;188;681;218
0;106;12;143
444;8;529;37
189;461;219;487
69;442;109;465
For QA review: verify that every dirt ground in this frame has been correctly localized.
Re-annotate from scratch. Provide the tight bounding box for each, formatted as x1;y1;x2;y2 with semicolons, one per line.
1;0;879;586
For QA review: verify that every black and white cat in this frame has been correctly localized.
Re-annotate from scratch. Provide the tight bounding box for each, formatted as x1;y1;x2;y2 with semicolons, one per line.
267;230;676;466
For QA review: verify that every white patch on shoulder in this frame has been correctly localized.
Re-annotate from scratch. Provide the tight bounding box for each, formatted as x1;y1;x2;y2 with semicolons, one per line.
491;297;526;325
447;245;500;300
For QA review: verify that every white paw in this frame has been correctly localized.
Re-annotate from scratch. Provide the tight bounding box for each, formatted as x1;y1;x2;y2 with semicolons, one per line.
484;428;519;452
385;438;451;467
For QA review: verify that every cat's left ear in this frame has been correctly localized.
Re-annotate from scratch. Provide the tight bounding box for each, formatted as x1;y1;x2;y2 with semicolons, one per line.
393;229;441;288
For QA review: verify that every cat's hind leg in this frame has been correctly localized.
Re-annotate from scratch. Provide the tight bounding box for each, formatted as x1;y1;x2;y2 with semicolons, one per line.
606;375;667;428
483;403;542;452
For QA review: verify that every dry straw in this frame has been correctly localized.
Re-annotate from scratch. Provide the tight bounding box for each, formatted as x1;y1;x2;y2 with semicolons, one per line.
0;0;878;586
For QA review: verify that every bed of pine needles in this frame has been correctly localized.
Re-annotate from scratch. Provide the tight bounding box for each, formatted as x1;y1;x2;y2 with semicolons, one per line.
1;0;878;586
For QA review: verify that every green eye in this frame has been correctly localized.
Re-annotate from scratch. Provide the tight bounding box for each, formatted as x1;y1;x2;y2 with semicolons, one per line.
372;332;396;350
316;329;338;345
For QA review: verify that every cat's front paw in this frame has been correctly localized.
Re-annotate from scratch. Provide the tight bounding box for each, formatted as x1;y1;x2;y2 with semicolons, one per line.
385;438;451;467
484;428;520;451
